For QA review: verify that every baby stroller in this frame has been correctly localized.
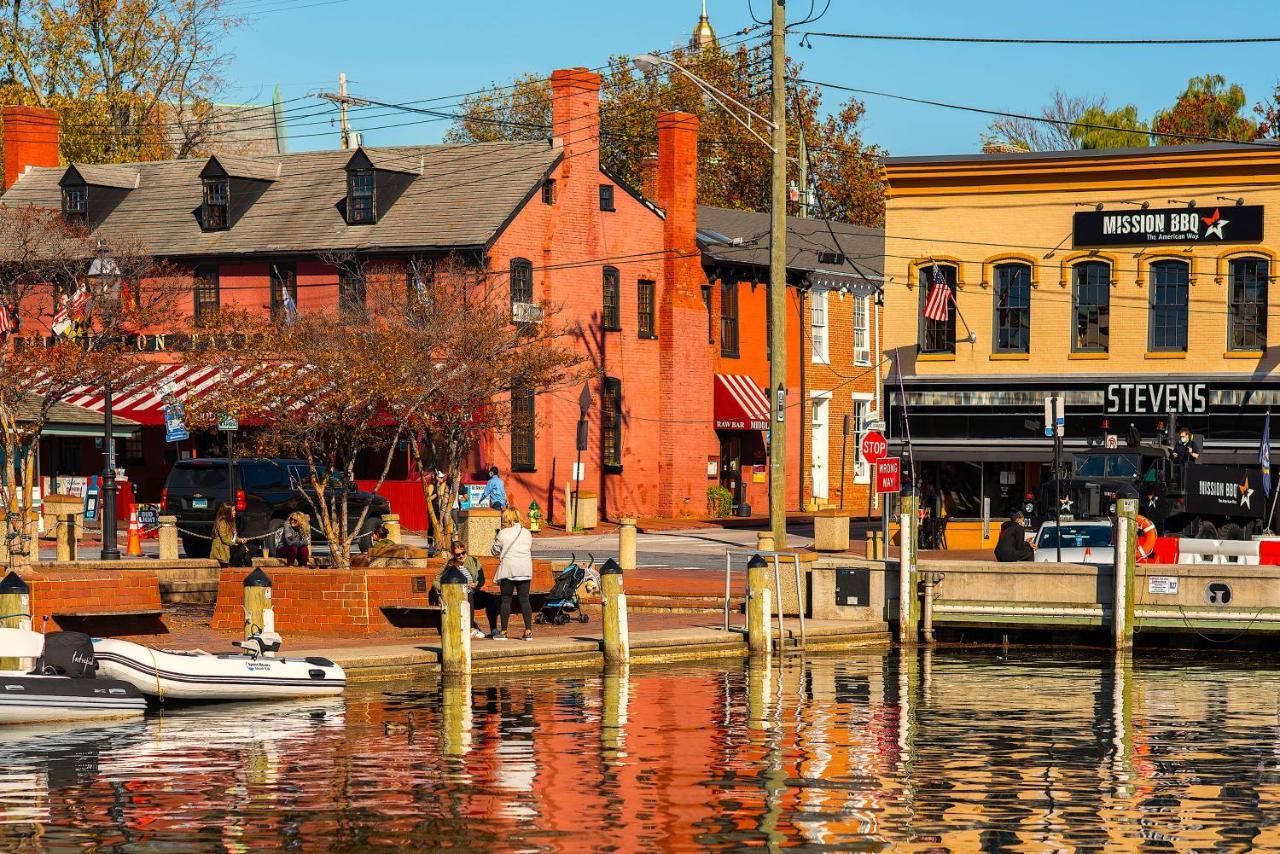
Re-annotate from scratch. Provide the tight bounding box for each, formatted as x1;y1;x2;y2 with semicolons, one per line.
535;553;598;625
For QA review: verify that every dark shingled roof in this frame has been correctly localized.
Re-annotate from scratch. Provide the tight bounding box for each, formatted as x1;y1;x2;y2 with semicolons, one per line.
18;395;139;429
66;164;139;189
3;141;562;257
697;205;884;287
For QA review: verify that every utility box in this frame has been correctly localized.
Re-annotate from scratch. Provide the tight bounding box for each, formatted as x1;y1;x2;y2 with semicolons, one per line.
459;508;501;556
835;567;871;607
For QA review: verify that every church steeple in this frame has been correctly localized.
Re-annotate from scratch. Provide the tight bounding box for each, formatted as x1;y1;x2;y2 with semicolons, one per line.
690;0;717;48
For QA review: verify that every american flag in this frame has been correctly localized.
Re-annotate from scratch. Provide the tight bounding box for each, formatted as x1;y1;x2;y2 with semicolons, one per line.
281;284;299;324
0;305;12;336
922;261;951;322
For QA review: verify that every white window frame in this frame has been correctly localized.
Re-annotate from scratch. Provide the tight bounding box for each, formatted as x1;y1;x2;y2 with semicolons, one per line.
811;289;829;364
852;295;870;366
852;392;874;484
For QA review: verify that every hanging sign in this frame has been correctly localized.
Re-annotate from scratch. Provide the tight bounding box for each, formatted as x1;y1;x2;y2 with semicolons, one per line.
217;414;239;432
1074;204;1263;247
164;402;189;443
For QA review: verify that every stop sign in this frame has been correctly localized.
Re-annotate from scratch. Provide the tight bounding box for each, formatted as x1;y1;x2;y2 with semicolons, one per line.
860;430;888;463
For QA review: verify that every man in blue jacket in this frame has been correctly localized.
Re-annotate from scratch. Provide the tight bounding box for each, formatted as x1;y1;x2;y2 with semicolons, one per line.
479;466;507;511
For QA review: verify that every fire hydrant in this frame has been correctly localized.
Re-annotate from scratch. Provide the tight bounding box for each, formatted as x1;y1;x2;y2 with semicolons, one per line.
528;501;542;533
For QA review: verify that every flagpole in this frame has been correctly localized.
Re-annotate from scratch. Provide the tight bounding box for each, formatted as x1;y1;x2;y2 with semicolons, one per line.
1264;409;1278;533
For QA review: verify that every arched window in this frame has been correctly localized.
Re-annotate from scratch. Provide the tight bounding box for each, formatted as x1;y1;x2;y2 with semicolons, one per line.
1149;259;1189;352
1228;257;1268;351
993;262;1031;353
918;263;957;353
510;257;533;305
1071;261;1110;353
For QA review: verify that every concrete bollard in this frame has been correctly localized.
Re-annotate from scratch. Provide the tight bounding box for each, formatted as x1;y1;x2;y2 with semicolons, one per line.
600;558;629;664
384;513;402;545
898;493;918;644
440;672;473;757
439;565;472;675
618;516;637;572
158;515;178;561
866;529;883;561
746;553;771;656
0;572;29;671
602;664;629;760
756;531;775;553
1113;498;1137;651
56;514;78;562
242;568;272;640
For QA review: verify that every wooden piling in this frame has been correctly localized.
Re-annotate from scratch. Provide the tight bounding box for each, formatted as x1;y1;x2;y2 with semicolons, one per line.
158;515;178;561
746;657;772;731
602;664;629;759
242;568;272;640
600;558;629;664
746;553;771;656
0;572;29;671
439;566;472;675
898;493;918;644
618;516;637;572
440;673;472;757
56;514;78;562
384;513;402;545
1114;498;1137;651
921;571;937;645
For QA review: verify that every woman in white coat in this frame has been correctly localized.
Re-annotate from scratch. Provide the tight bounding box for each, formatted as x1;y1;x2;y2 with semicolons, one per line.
491;506;534;640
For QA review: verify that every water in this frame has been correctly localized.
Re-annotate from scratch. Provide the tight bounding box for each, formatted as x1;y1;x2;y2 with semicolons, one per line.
2;650;1280;850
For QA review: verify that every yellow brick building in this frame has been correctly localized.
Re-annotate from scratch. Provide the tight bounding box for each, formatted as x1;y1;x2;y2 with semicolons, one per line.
881;143;1280;544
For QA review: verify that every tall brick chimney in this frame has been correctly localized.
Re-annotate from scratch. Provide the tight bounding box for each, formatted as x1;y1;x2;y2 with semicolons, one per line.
2;105;60;191
550;68;602;179
640;152;659;201
654;111;715;516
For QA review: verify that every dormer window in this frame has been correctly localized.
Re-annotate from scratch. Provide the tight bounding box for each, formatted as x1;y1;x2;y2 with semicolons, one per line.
348;170;375;224
61;185;87;224
202;177;229;230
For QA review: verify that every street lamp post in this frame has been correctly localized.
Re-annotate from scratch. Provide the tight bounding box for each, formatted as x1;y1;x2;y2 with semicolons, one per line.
634;19;789;545
88;240;121;561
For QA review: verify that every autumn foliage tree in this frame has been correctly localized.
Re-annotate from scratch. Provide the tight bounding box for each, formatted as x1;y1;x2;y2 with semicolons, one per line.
446;42;885;226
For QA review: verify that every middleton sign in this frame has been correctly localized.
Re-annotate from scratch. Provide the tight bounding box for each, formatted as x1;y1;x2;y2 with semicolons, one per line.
1074;205;1263;247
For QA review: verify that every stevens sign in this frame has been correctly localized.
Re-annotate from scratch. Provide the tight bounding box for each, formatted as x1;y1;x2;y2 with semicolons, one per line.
1105;382;1207;415
1074;205;1263;248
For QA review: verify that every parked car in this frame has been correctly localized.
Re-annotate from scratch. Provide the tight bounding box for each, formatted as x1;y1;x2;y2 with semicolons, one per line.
161;458;391;559
1032;520;1115;565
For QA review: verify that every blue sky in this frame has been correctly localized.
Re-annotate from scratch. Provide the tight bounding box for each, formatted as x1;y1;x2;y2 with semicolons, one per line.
223;0;1280;156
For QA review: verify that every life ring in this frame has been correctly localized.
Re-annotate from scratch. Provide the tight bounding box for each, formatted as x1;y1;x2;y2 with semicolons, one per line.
1135;515;1157;560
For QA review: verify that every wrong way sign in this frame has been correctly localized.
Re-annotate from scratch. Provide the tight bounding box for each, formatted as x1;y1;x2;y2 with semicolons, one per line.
876;457;901;494
860;430;888;463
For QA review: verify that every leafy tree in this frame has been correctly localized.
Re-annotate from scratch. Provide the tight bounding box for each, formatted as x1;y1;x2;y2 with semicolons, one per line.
446;42;885;227
1153;74;1258;145
0;0;239;166
1070;104;1150;149
1253;82;1280;139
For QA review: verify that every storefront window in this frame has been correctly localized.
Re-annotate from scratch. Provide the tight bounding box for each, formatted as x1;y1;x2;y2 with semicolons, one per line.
918;263;957;353
1149;259;1189;352
1071;261;1110;353
1228;257;1268;351
993;263;1031;353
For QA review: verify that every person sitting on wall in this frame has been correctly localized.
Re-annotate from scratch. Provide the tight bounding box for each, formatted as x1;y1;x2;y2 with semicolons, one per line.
994;511;1035;563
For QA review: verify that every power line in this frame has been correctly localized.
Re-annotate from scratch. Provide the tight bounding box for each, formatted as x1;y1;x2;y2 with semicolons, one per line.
799;31;1280;45
799;78;1280;148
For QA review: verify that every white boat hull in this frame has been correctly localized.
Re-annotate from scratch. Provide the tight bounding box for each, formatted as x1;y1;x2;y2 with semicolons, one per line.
93;639;346;701
0;675;146;724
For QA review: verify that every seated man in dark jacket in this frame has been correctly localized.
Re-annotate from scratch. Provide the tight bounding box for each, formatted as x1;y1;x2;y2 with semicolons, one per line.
994;511;1035;562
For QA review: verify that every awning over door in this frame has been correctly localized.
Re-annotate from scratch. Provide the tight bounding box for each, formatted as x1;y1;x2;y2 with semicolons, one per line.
64;364;253;427
714;374;770;431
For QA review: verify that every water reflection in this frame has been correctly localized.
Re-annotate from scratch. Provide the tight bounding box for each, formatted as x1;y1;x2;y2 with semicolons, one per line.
4;651;1280;847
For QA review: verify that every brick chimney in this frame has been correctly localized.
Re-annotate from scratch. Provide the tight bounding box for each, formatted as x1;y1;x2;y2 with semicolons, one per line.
2;106;60;191
654;111;715;516
640;151;659;201
550;68;602;179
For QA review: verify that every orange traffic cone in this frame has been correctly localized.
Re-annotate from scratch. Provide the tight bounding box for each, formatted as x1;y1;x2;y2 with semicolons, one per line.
126;509;143;557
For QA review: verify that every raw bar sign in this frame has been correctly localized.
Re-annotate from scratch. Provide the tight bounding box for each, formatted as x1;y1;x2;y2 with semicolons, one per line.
1074;205;1263;247
1105;382;1207;415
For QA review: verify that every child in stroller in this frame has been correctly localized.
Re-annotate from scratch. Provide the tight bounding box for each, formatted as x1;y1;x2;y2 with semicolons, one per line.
535;553;601;625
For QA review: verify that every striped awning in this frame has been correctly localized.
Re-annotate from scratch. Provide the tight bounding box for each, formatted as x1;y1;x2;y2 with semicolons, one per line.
714;374;770;431
63;363;252;427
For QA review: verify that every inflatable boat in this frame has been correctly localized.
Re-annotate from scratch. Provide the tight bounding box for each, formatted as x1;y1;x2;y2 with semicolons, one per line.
0;628;146;724
93;637;346;702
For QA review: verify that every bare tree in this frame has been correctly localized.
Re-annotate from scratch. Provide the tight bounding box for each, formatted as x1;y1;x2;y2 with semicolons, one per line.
982;90;1106;152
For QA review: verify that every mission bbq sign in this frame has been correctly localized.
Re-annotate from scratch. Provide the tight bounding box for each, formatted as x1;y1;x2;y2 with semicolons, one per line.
1073;205;1263;248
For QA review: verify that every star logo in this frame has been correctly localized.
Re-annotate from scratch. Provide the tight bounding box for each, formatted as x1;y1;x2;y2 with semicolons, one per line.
1059;496;1074;514
1147;493;1159;510
1202;208;1229;240
1239;479;1255;509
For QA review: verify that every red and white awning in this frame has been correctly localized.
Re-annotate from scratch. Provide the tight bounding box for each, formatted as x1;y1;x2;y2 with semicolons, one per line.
64;364;250;427
714;374;770;431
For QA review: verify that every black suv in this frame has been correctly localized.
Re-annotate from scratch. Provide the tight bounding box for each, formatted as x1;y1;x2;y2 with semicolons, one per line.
162;457;392;559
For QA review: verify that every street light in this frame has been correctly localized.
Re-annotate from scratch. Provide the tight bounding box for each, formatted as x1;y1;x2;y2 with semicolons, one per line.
633;15;790;547
87;239;122;560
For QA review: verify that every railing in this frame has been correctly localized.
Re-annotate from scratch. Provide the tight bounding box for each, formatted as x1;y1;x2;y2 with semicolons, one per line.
723;550;806;651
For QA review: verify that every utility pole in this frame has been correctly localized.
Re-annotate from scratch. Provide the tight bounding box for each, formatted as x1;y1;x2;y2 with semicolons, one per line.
767;0;788;548
318;73;368;149
794;122;809;218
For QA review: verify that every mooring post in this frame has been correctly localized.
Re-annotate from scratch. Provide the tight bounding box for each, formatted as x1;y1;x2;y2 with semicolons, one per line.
600;558;629;665
0;572;29;671
746;553;771;655
1113;498;1137;651
440;565;472;675
618;516;637;572
898;492;918;644
920;571;937;645
157;515;178;561
384;513;402;545
242;567;272;640
56;514;78;562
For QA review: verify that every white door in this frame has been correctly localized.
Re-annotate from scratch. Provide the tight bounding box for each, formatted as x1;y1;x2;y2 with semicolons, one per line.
811;394;830;500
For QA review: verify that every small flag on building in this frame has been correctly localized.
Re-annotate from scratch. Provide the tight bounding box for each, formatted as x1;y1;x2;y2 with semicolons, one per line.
281;284;299;324
922;261;951;322
0;305;13;336
1261;410;1272;496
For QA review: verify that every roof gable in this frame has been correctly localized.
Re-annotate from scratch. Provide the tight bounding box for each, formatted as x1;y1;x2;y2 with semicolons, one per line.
200;154;278;182
60;164;139;189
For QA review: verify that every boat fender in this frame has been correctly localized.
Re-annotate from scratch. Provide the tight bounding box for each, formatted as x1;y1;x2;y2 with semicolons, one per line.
309;669;328;680
305;656;336;667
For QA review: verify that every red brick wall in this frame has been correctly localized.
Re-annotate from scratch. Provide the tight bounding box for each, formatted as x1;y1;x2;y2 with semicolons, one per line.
20;568;163;630
3;106;60;191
